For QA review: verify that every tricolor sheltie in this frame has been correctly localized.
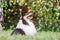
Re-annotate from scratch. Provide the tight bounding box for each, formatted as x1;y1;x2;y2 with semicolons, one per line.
11;5;37;36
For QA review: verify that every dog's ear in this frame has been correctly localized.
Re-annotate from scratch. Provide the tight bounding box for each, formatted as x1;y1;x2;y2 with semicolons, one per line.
22;5;28;13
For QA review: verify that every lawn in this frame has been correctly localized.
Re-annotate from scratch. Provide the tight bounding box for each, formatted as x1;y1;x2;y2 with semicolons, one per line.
0;30;60;40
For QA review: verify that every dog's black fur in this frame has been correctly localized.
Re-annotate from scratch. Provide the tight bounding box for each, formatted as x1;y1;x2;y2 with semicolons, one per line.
11;28;25;35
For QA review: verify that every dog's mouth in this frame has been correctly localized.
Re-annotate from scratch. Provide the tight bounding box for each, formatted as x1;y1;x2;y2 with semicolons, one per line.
28;15;33;19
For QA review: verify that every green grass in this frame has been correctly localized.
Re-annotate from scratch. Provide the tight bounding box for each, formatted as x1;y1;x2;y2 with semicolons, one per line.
0;30;60;40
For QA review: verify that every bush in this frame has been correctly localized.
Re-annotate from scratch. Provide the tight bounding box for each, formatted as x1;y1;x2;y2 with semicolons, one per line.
3;0;60;32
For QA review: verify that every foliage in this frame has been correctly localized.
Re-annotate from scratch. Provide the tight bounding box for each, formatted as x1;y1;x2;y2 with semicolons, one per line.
31;0;60;32
3;0;60;32
0;0;4;7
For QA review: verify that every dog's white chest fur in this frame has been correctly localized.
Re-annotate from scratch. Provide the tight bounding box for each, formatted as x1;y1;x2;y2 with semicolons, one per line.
16;20;37;36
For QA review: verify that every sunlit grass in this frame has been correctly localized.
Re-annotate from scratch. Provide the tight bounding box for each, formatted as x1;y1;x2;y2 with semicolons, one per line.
0;30;60;40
